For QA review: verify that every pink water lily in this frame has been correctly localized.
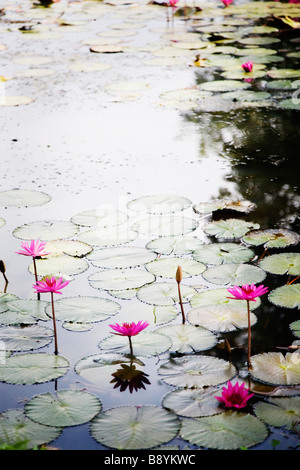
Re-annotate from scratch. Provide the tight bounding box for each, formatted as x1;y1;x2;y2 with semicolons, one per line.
215;381;254;409
227;284;268;301
242;61;253;73
16;239;49;258
169;0;179;8
33;276;69;295
221;0;233;6
109;321;149;337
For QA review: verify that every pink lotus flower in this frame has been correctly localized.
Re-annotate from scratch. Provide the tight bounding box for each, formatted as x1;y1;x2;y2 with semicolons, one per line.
221;0;233;6
242;61;253;73
109;321;149;337
33;276;69;295
16;239;49;258
215;381;254;409
169;0;179;8
227;284;268;302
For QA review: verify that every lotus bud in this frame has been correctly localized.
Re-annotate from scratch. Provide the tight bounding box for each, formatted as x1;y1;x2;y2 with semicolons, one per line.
176;266;182;283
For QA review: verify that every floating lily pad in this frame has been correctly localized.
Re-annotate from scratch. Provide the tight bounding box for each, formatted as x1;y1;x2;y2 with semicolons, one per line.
202;263;266;286
70;208;128;227
88;269;155;291
99;331;172;357
0;353;69;384
105;80;150;94
45;296;120;324
162;387;223;418
222;90;271;101
118;301;177;325
132;215;198;237
0;409;62;449
0;189;51;207
0;96;33;106
259;253;300;276
127;195;192;214
180;411;268;450
0;294;20;313
158;355;236;388
146;236;203;256
87;246;156;269
25;390;102;428
70;61;112;73
13;55;53;65
242;228;300;248
45;239;92;258
290;320;300;338
192;243;254;266
203;219;260;239
77;226;138;247
0;299;49;325
159;89;212;102
145;257;206;279
0;325;53;351
238;36;280;45
269;284;300;310
29;255;88;277
254;397;300;432
265;80;300;90
16;68;55;78
90;44;125;53
0;217;5;228
13;220;79;241
278;99;300;111
268;69;300;79
193;199;256;215
198;80;250;92
90;405;180;450
187;303;257;332
190;287;261;310
251;352;300;385
235;47;277;57
137;282;197;306
155;324;217;353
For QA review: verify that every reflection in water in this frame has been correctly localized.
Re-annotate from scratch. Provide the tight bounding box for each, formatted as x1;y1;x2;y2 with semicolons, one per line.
185;108;300;231
110;363;151;394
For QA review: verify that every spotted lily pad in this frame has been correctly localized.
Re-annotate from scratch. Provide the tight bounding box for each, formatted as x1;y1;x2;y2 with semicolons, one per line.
180;411;268;450
0;353;69;384
251;352;300;385
202;263;266;286
87;246;156;269
29;255;88;277
127;195;192;214
203;219;260;239
145;257;206;279
187;303;257;332
259;253;300;276
88;269;155;291
0;325;53;351
45;296;120;324
13;220;79;241
90;405;180;450
269;284;300;310
155;324;217;353
192;243;254;266
44;239;92;258
254;397;300;432
25;390;102;427
146;236;203;255
162;387;223;418
158;355;236;388
0;299;49;325
132;215;198;237
99;331;172;357
0;409;62;449
242;229;300;248
137;282;197;306
0;189;51;207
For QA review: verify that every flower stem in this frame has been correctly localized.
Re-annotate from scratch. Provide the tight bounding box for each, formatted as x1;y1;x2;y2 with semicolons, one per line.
247;299;252;370
177;282;185;324
51;292;58;355
128;336;134;356
32;257;40;300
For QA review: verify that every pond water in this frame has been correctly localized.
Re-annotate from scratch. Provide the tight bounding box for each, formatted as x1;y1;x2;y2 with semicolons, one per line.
0;0;300;452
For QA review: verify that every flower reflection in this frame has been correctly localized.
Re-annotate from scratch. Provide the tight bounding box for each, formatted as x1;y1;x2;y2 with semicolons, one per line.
110;363;151;394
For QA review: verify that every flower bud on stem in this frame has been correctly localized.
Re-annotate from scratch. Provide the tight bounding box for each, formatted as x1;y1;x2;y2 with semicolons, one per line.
176;266;185;324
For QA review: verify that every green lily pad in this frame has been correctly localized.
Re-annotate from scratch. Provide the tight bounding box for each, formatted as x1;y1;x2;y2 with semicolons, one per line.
88;268;155;291
127;195;192;214
269;284;300;310
190;287;261;310
238;36;280;45
99;331;172;357
180;411;268;450
0;299;49;325
145;257;206;279
193;199;256;215
192;243;254;266
158;355;236;388
155;324;217;353
70;208;128;227
77;226;138;247
90;405;180;450
251;352;300;385
137;282;197;306
203;219;260;239
290;320;300;338
235;47;277;56
0;189;51;207
187;303;257;332
87;246;156;269
268;69;300;79
132;215;198;237
25;390;102;427
115;300;177;325
0;409;62;449
29;255;89;277
146;236;203;255
44;239;92;258
242;228;300;248
265;80;300;90
0;325;53;351
0;353;69;384
162;387;223;417
278;99;300;111
45;296;120;324
254;397;300;432
202;263;266;286
259;253;300;276
221;90;271;101
13;220;79;241
0;217;5;228
198;80;251;92
159;89;212;102
0;96;33;106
